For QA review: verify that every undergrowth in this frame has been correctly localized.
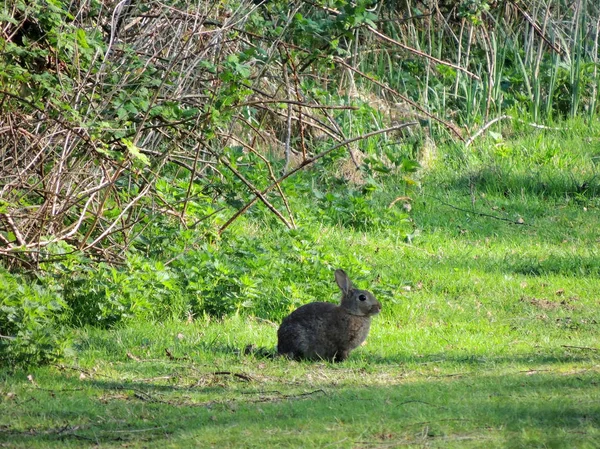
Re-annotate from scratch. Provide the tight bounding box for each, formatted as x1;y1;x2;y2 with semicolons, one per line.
2;118;600;366
1;116;600;447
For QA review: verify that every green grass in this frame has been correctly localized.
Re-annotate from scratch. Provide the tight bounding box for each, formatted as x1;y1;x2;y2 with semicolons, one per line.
1;318;598;448
2;122;600;448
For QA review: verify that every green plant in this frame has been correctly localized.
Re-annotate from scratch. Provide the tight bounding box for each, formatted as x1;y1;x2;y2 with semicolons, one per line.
57;256;183;328
0;269;70;366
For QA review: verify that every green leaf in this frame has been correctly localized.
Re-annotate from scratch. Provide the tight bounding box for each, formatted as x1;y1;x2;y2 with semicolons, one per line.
401;158;421;173
121;139;150;166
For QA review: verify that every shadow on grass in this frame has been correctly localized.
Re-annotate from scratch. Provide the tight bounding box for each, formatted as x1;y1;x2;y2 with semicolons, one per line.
3;342;600;447
411;165;600;245
1;361;599;448
435;252;600;277
356;350;599;367
447;167;600;200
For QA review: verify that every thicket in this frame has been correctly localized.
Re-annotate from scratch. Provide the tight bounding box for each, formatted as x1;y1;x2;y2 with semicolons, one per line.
1;0;599;365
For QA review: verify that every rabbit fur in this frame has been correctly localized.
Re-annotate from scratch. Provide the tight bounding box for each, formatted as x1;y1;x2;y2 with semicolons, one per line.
277;269;381;362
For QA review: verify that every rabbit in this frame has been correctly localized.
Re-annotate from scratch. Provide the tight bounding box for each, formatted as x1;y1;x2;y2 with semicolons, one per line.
277;269;381;362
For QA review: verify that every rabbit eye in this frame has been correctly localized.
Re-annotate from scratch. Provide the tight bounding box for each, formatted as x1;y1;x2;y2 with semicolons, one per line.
358;294;367;301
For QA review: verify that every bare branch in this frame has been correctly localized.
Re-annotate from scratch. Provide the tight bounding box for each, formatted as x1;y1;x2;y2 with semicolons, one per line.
219;123;418;234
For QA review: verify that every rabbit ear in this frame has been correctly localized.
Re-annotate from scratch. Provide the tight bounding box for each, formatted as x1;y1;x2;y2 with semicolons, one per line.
335;269;352;294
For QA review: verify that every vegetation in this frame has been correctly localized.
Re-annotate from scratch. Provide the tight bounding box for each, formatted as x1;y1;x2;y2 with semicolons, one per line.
2;123;600;446
1;0;600;446
1;318;599;447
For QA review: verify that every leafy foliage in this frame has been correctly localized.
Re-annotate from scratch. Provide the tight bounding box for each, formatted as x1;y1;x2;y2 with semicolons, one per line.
0;269;70;366
2;0;600;366
61;257;182;328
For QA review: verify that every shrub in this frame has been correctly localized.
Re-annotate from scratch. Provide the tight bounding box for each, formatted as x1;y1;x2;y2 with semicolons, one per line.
0;269;71;366
60;255;184;328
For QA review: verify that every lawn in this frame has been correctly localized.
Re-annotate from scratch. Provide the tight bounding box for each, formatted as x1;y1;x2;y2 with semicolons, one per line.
1;122;600;448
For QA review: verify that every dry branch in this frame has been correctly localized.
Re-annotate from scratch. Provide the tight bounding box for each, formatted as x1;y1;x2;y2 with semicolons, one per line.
365;25;481;81
204;142;296;230
333;58;465;141
219;122;418;234
7;0;559;268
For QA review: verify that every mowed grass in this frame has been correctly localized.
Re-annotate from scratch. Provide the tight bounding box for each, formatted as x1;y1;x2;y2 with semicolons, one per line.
1;317;598;448
2;122;600;448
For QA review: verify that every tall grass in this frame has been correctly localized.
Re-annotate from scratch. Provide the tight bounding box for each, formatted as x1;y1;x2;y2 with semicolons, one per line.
358;0;600;127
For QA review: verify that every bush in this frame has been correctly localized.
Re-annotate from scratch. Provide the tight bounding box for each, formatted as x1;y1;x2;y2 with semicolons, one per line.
59;255;184;328
0;269;71;366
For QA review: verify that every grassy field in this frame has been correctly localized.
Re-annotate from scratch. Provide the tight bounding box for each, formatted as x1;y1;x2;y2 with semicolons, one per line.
2;122;600;448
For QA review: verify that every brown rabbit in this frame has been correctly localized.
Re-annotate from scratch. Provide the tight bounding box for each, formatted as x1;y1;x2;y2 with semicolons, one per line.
277;269;381;362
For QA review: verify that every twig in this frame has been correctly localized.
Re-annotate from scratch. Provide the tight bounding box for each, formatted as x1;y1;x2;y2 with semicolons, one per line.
398;400;447;409
219;122;418;234
0;213;27;247
104;426;168;434
425;194;533;226
136;375;176;383
465;115;511;147
100;0;131;68
280;389;326;399
165;348;190;361
388;196;412;208
126;352;142;361
207;145;295;230
283;62;293;172
188;206;227;229
285;45;309;161
562;345;598;352
241;99;357;110
365;25;480;80
248;389;327;403
516;119;563;130
181;143;202;222
510;1;564;55
213;371;253;382
218;131;297;228
117;386;173;405
465;115;564;146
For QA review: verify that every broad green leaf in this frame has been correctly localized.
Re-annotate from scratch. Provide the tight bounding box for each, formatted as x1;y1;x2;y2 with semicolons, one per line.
121;139;150;166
